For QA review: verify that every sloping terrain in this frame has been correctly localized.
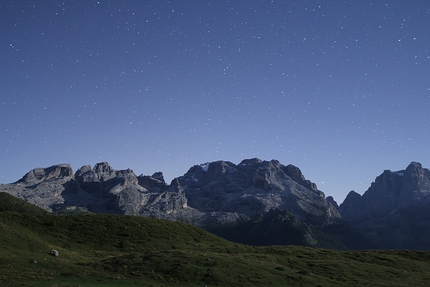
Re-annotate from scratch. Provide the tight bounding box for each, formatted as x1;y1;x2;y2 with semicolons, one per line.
1;195;430;287
2;160;430;250
339;162;430;249
208;208;379;250
0;192;48;214
0;159;354;249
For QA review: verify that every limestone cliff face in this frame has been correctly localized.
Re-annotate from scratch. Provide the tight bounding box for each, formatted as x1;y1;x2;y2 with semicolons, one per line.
17;164;74;185
5;159;429;249
399;162;430;207
1;162;187;217
73;162;146;214
339;162;430;249
1;159;339;227
340;162;430;221
5;164;75;211
178;158;340;226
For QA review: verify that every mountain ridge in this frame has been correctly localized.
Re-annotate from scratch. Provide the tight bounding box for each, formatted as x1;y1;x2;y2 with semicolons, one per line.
338;161;430;249
1;159;429;249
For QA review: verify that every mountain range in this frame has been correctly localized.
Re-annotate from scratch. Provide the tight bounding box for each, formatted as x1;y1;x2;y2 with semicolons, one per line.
1;158;429;250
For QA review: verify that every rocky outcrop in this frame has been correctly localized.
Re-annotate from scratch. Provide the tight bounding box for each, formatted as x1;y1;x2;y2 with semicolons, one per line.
208;208;377;249
5;159;429;249
4;164;75;211
16;164;74;185
1;159;340;228
339;162;430;249
1;162;187;218
178;158;340;226
138;178;188;219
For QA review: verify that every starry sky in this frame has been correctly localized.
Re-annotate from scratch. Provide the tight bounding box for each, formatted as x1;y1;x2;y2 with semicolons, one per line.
1;0;429;203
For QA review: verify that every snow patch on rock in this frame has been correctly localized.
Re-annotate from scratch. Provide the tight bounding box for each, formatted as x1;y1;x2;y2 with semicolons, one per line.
201;162;210;172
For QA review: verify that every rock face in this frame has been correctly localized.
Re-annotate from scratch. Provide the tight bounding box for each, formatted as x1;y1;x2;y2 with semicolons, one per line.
0;158;339;226
6;164;75;211
1;162;187;219
17;164;74;185
178;158;340;226
4;159;429;249
339;162;430;249
208;208;376;249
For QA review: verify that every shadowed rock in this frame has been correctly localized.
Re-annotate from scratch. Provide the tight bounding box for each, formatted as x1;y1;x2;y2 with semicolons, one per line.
339;162;430;249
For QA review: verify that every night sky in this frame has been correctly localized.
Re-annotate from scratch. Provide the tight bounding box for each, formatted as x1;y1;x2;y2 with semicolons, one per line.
1;1;429;203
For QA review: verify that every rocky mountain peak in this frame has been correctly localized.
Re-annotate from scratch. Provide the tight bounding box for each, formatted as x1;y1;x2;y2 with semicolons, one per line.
340;162;430;220
404;161;429;186
238;158;263;166
181;160;237;187
2;161;189;216
204;160;235;182
178;158;339;225
93;162;114;173
406;161;423;172
137;173;167;189
75;162;120;186
283;164;305;181
75;165;91;177
338;191;367;223
326;196;339;209
151;172;165;183
338;162;430;249
399;161;430;206
2;159;430;249
17;164;73;185
343;190;361;201
282;164;318;192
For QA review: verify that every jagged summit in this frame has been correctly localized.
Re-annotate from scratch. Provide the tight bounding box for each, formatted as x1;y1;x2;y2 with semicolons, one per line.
1;158;339;225
338;161;430;249
178;158;339;225
16;164;73;185
3;162;187;218
339;161;430;219
2;160;429;249
238;158;263;165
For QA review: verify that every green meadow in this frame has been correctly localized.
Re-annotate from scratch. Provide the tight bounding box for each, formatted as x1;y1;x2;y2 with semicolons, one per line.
1;192;430;287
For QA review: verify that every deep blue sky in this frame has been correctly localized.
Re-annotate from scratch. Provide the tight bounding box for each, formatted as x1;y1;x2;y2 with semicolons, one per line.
1;1;429;203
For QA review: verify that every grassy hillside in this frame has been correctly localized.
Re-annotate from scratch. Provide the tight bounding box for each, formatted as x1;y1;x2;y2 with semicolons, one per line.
0;192;47;214
1;195;430;286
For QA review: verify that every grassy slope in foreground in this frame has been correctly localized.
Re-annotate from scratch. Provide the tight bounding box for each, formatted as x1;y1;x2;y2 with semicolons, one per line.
0;192;48;215
1;193;430;286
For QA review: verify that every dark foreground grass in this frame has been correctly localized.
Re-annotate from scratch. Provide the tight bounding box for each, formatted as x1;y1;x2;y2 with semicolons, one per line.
1;195;430;286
